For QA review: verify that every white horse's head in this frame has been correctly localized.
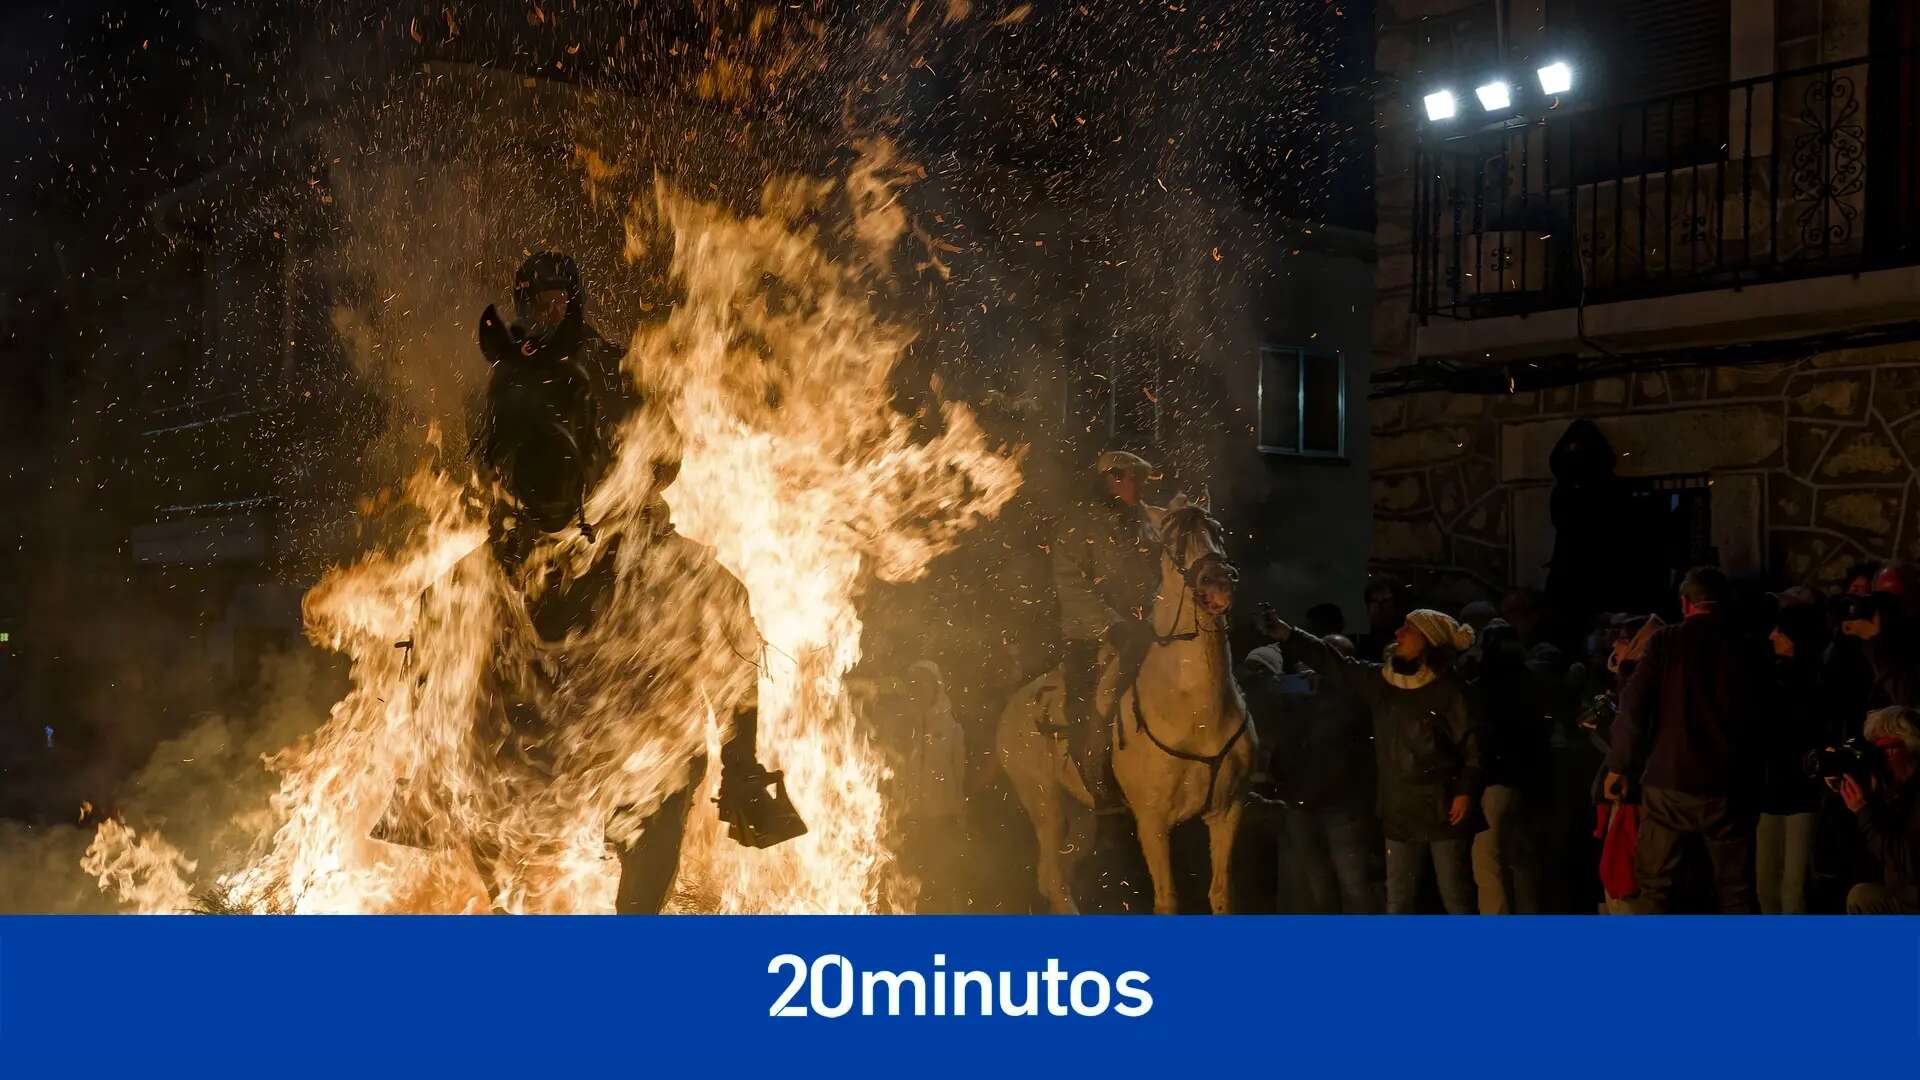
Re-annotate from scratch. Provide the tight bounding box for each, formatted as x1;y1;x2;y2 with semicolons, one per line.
1150;494;1237;618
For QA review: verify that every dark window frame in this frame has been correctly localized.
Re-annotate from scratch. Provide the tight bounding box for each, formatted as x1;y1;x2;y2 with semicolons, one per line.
1257;345;1346;460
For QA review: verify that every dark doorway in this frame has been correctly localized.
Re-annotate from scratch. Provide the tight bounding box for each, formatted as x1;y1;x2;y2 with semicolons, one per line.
1623;474;1714;614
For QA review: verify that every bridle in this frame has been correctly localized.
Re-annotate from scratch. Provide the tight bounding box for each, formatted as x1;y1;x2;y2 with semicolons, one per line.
1126;505;1250;805
1151;508;1237;644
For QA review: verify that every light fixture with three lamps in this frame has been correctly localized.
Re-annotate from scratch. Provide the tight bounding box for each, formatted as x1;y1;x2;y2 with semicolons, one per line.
1422;61;1575;124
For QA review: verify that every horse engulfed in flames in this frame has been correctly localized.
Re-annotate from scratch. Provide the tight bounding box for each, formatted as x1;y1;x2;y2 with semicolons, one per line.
82;141;1022;915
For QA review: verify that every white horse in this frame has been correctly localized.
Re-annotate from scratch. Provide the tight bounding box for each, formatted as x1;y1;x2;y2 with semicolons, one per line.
996;497;1253;913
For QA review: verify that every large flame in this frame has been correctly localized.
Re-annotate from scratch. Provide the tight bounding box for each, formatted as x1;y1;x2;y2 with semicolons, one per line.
87;141;1021;914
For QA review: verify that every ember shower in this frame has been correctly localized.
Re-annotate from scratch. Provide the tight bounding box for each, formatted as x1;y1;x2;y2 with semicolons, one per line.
17;0;1350;914
81;16;1031;915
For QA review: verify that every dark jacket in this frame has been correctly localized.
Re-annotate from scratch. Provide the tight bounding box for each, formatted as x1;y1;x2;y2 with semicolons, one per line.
1856;773;1920;906
1283;630;1483;842
1606;610;1765;797
1822;637;1874;739
476;307;631;534
1240;645;1376;815
1469;624;1555;795
1758;655;1839;815
1862;619;1920;711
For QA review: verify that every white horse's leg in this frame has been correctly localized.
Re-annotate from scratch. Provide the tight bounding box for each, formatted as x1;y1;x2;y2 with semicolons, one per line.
1203;800;1244;915
1133;809;1179;914
1033;800;1079;914
998;675;1083;915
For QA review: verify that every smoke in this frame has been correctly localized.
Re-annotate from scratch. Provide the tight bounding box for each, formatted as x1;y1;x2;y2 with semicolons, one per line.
0;824;109;914
0;0;1359;912
4;647;342;913
116;651;343;873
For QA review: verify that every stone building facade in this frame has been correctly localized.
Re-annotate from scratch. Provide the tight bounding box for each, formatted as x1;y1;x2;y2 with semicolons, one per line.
1369;0;1920;605
1371;343;1920;597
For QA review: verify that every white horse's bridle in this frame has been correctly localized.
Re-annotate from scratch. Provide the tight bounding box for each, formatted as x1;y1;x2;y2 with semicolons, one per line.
1152;508;1237;642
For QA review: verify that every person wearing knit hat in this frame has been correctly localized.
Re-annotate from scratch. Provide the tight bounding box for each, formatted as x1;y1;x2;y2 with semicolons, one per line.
1404;609;1477;654
1843;706;1920;913
1457;599;1498;633
1259;601;1485;914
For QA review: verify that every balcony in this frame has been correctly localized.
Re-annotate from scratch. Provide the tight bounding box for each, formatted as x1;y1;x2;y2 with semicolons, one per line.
1411;49;1920;355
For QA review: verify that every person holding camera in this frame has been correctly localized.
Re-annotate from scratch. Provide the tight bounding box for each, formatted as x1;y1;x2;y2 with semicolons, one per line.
1838;563;1920;711
1839;707;1920;914
1821;564;1880;734
1603;568;1767;914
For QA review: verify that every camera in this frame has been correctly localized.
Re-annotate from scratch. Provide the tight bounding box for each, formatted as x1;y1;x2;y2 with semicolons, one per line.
1802;737;1886;787
1576;692;1616;733
1832;591;1892;625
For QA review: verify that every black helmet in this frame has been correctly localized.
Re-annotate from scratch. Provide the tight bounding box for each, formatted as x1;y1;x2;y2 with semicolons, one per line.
513;251;583;324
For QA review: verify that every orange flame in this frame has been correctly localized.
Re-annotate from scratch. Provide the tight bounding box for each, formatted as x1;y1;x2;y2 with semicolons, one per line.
87;141;1021;915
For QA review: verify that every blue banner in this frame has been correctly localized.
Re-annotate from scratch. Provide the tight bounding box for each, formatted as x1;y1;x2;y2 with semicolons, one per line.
2;916;1916;1076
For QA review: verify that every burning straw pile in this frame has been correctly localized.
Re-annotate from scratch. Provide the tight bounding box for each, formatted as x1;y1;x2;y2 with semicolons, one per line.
84;136;1021;914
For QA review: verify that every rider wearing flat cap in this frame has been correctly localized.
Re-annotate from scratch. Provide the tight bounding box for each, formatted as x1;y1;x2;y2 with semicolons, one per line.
1051;450;1163;811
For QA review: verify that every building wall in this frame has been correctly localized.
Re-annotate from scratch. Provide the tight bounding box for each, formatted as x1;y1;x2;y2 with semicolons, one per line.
1372;342;1920;602
1369;0;1892;605
1228;239;1376;625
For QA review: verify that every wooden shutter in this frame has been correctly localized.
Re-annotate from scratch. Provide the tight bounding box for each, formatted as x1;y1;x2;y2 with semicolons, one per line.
1561;0;1730;176
1606;0;1730;103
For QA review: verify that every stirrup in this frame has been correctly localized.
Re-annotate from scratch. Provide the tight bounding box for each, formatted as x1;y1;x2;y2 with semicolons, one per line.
715;768;808;849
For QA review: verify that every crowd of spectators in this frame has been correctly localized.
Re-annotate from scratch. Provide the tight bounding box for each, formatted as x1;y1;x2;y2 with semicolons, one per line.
1243;566;1920;914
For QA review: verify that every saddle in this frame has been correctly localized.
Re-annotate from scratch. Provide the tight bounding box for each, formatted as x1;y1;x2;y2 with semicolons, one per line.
1030;630;1251;810
1032;639;1147;741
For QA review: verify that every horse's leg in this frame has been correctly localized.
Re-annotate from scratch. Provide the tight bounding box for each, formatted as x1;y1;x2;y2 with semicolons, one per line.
1204;799;1245;915
1133;808;1178;914
1032;797;1080;915
465;830;509;913
614;767;701;914
1000;675;1082;914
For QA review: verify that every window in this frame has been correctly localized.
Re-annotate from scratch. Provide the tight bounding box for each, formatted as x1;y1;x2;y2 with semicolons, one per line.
1257;346;1344;458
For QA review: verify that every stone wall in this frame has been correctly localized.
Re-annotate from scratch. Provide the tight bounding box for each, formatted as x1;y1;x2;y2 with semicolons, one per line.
1368;343;1920;604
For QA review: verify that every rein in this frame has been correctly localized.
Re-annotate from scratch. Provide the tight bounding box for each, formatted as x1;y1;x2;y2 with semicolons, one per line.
1130;690;1250;809
1151;512;1235;644
1146;575;1230;645
1126;513;1248;806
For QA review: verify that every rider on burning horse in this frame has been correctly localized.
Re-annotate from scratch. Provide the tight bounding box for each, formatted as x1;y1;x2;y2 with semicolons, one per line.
1050;450;1162;813
471;252;804;910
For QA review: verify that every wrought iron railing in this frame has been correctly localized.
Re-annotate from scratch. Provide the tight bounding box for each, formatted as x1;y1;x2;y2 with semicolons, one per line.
1413;49;1920;320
